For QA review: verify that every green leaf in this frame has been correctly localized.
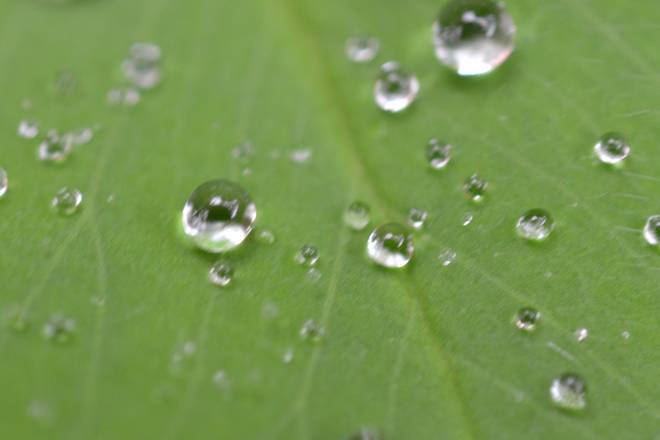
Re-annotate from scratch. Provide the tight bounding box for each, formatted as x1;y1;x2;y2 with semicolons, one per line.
1;0;659;438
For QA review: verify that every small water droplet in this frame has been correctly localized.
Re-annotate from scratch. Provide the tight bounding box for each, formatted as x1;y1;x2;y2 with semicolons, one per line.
622;331;630;339
57;71;78;95
52;188;82;215
463;174;488;201
515;307;540;331
574;328;588;342
346;36;380;62
18;120;39;139
367;223;414;268
516;209;555;241
22;99;32;110
232;142;254;163
439;248;456;266
290;148;312;163
2;305;29;332
300;319;324;342
433;0;516;76
374;61;419;113
261;302;279;319
122;43;162;89
426;139;451;169
39;130;73;162
643;215;660;245
347;428;382;440
550;374;587;410
107;194;115;203
307;268;322;283
43;313;75;344
182;341;197;356
27;400;55;427
182;180;256;253
242;168;252;176
91;295;106;307
283;348;294;364
296;243;320;266
595;132;629;164
212;370;232;390
257;229;275;244
462;213;473;226
0;168;7;198
107;87;141;106
68;127;93;146
209;259;234;286
407;207;427;229
344;201;371;230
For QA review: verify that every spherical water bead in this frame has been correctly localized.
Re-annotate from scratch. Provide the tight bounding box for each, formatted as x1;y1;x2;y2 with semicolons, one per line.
209;259;234;286
462;213;473;226
122;43;162;89
52;187;82;215
574;328;588;342
18;120;39;139
439;248;457;266
433;0;516;76
346;36;380;62
300;319;324;342
0;168;7;198
344;201;371;230
296;243;320;266
407;207;427;229
643;215;660;245
257;229;275;244
426;139;451;169
550;374;587;410
43;313;75;344
182;180;257;253
57;72;78;95
516;209;555;241
107;88;140;106
515;307;540;331
594;132;629;164
463;174;488;201
374;62;419;113
39;130;73;163
367;223;414;268
69;127;93;146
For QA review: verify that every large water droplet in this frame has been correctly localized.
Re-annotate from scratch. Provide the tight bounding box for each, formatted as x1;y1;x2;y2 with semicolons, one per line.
182;180;256;253
433;0;515;75
300;319;324;342
367;223;414;268
43;313;75;344
374;62;419;113
122;43;162;89
346;36;380;62
407;207;427;229
18;120;39;139
0;168;7;198
516;209;555;241
209;259;234;286
426;139;451;169
643;215;660;245
515;307;540;331
463;174;488;201
52;187;82;215
594;132;629;164
345;201;371;230
39;130;73;163
296;243;320;266
550;374;587;410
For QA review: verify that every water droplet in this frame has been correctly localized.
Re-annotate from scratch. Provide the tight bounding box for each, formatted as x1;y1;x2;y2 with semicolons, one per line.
643;215;660;245
550;374;586;410
433;0;516;76
463;174;488;201
257;229;275;244
182;180;256;253
0;168;7;198
374;61;419;113
290;148;312;163
182;341;197;356
594;132;629;164
43;313;75;344
344;201;371;230
367;223;414;268
209;259;234;286
574;328;588;342
68;127;93;146
27;400;55;427
439;248;456;266
22;99;32;110
18;120;39;139
283;348;294;364
107;88;140;106
52;187;82;215
516;209;555;241
348;428;382;440
39;130;73;163
57;71;78;95
300;319;324;342
212;370;232;390
515;307;540;331
307;268;322;283
346;36;380;62
622;331;630;339
2;305;29;332
296;243;320;266
232;142;254;163
462;213;473;226
261;302;279;319
122;43;162;89
426;139;451;169
407;207;427;229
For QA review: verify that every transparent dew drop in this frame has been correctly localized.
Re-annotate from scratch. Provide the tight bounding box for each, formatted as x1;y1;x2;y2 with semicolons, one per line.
433;0;516;76
307;268;322;283
57;71;78;95
407;207;427;229
122;43;162;89
52;187;82;215
27;400;55;427
232;142;254;163
69;127;93;146
374;61;420;113
212;370;232;390
439;248;456;266
2;305;29;332
0;168;7;198
516;209;555;241
300;319;324;342
426;139;451;169
345;201;371;230
550;374;587;410
296;243;320;266
643;215;660;245
39;130;73;163
462;213;473;226
622;331;630;339
347;428;382;440
367;223;414;268
209;259;234;286
257;229;275;244
346;36;380;62
283;348;294;364
43;313;75;344
182;180;256;253
108;88;141;106
129;42;162;65
18;120;39;139
289;149;312;163
594;132;629;164
463;173;488;201
574;328;588;342
515;307;540;331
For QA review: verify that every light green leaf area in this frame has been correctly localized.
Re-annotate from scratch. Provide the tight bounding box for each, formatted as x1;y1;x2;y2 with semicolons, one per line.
1;0;660;438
